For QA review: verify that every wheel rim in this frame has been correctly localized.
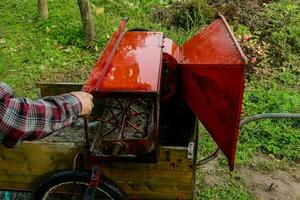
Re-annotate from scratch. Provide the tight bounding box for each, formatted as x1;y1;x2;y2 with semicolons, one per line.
42;181;114;200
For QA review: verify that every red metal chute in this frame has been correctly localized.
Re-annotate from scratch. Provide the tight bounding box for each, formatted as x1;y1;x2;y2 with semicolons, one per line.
179;15;247;170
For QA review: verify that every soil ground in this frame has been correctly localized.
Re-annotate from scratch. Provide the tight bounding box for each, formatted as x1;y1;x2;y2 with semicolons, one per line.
200;156;300;200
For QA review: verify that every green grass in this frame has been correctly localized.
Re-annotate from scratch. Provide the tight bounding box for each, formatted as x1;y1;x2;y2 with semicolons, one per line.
0;0;299;199
239;79;300;162
257;0;300;71
196;182;253;200
0;0;96;97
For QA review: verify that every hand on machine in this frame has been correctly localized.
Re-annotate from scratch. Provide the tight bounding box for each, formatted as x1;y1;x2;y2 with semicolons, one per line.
71;91;94;116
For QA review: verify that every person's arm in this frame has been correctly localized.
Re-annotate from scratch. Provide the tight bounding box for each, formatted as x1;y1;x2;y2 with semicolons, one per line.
0;83;92;147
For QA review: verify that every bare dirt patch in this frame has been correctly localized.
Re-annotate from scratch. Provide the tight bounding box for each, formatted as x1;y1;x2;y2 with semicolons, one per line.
199;156;300;200
239;166;300;200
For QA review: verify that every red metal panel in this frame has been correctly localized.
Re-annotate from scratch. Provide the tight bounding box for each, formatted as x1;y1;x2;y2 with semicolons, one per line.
161;38;180;101
83;30;163;94
182;16;247;65
82;19;127;93
162;38;180;63
101;32;163;92
180;15;247;170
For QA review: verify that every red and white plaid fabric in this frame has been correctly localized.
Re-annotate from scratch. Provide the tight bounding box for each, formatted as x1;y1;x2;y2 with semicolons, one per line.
0;82;81;147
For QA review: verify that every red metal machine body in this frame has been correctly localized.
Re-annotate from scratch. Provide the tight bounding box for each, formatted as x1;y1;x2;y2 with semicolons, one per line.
83;18;163;163
82;15;247;170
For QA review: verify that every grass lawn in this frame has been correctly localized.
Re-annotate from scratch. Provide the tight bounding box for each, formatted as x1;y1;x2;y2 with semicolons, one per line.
0;0;299;199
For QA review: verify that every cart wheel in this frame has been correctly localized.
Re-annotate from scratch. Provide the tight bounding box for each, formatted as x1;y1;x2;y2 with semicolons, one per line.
34;170;128;200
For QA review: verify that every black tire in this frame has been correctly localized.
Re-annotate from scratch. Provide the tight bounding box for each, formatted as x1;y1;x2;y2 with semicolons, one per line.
34;170;128;200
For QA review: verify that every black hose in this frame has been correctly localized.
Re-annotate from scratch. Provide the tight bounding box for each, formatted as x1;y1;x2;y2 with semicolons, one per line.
197;147;221;166
239;113;300;127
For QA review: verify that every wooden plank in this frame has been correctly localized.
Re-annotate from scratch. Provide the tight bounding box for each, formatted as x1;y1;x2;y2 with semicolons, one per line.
0;142;195;199
37;82;83;97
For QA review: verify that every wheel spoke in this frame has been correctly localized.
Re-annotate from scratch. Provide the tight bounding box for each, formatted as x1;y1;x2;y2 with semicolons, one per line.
42;182;113;200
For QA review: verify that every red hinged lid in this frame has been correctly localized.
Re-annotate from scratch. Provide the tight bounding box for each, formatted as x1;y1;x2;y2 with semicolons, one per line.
82;19;163;95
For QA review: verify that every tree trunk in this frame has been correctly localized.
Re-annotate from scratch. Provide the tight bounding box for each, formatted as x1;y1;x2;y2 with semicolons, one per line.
38;0;49;19
77;0;97;48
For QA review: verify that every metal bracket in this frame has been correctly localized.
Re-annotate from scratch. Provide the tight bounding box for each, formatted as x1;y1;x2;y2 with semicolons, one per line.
84;165;102;200
187;142;194;159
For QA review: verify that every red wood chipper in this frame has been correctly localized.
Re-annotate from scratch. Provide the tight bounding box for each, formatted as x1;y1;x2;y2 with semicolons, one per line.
74;14;247;199
81;15;246;168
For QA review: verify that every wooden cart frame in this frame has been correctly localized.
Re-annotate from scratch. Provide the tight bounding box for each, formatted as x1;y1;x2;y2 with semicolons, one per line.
0;142;198;199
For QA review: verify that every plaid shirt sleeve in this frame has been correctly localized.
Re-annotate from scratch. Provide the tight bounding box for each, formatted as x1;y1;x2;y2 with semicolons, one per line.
0;82;82;148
